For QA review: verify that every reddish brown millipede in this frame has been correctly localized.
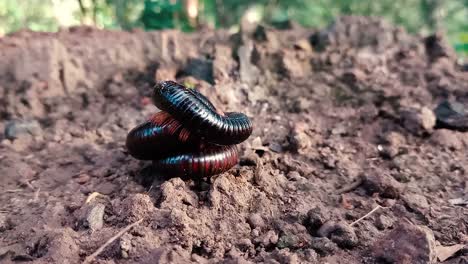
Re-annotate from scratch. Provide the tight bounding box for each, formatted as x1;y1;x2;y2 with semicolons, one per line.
126;81;253;178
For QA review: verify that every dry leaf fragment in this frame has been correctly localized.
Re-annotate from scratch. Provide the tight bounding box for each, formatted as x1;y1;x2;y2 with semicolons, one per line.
435;244;465;262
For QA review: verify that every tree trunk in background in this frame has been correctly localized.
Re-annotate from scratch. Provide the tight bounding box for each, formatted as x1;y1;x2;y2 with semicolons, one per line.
184;0;199;28
420;0;442;32
92;0;97;25
77;0;87;23
77;0;95;25
115;0;130;30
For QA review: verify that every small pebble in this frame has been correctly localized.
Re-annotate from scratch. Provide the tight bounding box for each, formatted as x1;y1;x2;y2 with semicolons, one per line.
269;142;283;153
76;174;91;184
4;120;42;140
237;238;253;249
316;221;357;249
251;228;260;237
302;249;319;262
120;235;132;257
288;122;311;152
96;182;117;195
255;230;278;247
434;100;468;131
0;214;12;232
248;213;265;229
316;220;337;238
277;234;302;249
401;107;436;135
309;237;338;256
375;215;393;230
86;203;105;231
328;222;358;249
362;169;402;198
305;205;331;235
378;131;406;158
373;222;436;263
121;193;155;223
403;193;429;212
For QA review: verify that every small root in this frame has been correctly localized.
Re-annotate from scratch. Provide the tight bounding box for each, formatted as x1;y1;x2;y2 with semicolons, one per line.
82;218;143;264
336;177;363;195
350;205;383;227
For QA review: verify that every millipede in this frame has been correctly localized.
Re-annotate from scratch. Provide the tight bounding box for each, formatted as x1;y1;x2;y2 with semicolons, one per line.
126;80;253;179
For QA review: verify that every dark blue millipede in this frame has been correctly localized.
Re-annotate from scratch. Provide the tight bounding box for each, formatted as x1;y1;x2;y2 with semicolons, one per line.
126;81;253;178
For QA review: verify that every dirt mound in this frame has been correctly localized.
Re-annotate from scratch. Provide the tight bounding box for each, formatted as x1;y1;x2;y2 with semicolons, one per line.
0;16;467;263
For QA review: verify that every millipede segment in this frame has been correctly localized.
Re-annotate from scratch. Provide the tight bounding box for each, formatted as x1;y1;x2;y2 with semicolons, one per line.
153;81;253;145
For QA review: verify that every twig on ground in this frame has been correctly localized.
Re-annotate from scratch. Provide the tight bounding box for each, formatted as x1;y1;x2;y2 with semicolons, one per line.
23;181;35;191
82;218;143;264
5;189;23;193
147;183;154;194
448;197;468;206
350;205;382;227
336;177;363;195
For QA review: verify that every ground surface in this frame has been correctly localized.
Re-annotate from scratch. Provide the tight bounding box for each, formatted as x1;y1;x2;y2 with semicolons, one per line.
0;16;467;264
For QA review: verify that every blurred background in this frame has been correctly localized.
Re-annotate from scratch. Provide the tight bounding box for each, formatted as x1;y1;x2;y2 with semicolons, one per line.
0;0;466;57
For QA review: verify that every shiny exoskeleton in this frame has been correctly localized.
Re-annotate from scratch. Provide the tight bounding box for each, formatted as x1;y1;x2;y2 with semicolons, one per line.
126;81;253;178
152;81;253;145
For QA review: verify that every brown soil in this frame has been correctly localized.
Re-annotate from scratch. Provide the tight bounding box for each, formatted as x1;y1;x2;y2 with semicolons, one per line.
0;16;467;264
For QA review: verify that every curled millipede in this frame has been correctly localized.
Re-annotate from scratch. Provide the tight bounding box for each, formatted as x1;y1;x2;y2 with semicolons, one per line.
126;81;253;178
152;81;253;145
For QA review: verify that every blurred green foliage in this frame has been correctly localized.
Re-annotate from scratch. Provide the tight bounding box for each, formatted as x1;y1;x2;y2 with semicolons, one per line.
0;0;466;56
0;0;58;33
